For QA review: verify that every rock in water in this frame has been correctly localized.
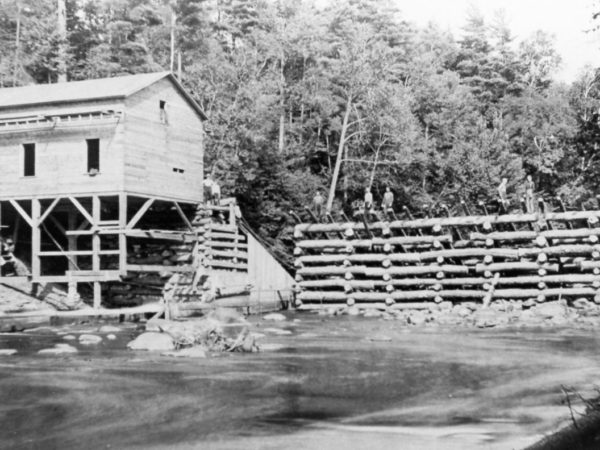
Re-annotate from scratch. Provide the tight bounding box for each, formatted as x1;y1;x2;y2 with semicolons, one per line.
408;311;427;326
98;325;121;333
127;332;175;351
263;313;286;322
79;334;102;345
573;298;592;310
533;301;568;320
106;334;117;340
0;349;17;356
38;344;78;355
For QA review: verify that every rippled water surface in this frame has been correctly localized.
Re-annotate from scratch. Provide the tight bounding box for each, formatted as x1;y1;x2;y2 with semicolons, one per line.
0;315;599;450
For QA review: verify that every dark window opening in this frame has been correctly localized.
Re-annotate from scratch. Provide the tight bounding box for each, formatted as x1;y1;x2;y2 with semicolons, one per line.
23;143;35;177
172;167;184;174
159;100;168;124
87;138;100;174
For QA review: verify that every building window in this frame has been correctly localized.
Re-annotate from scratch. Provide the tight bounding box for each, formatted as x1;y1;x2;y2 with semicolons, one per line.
87;139;100;174
23;143;35;177
159;100;168;124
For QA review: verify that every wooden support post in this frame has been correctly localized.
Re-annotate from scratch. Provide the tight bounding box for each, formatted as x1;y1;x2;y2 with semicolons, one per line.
92;196;101;308
173;202;194;231
67;209;77;271
119;193;127;275
31;199;41;286
229;202;236;227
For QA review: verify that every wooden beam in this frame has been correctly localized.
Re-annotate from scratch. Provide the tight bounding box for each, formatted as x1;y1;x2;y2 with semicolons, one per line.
126;198;154;229
31;199;41;281
0;303;163;320
294;210;600;234
38;197;62;224
173;202;194;232
119;193;127;275
9;199;32;227
125;264;195;273
38;250;121;257
92;195;101;308
67;210;77;271
67;196;93;225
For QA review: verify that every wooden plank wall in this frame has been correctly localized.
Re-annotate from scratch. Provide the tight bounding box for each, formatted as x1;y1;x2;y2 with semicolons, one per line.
123;78;204;203
0;101;126;199
247;233;294;304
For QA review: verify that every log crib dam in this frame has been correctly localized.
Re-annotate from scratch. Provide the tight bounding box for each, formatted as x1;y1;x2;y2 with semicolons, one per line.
292;208;600;311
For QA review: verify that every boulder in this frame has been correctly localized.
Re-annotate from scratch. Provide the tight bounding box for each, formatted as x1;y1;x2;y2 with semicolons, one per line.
79;334;102;345
346;306;361;316
127;332;175;351
473;309;502;328
0;349;17;356
145;318;171;332
38;343;78;355
98;325;121;333
455;306;472;318
408;311;427;326
363;309;383;318
573;298;593;310
532;301;568;320
106;334;117;340
62;335;76;341
263;313;286;322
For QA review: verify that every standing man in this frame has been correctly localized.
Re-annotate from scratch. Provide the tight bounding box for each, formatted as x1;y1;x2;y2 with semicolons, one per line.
497;178;508;209
381;187;394;212
211;179;221;206
364;187;373;211
525;175;535;213
312;190;324;219
203;175;214;205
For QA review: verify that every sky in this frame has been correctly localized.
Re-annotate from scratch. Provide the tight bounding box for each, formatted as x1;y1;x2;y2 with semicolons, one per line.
396;0;600;82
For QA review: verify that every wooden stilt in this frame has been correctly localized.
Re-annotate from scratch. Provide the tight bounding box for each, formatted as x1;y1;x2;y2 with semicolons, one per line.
92;196;101;308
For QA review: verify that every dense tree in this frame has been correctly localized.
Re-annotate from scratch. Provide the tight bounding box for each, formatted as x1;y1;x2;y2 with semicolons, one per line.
2;0;597;260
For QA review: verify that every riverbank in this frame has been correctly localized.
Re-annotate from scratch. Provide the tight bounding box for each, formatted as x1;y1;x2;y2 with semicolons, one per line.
0;312;599;449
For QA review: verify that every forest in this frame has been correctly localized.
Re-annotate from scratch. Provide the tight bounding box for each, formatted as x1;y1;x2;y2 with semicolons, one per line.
1;0;600;267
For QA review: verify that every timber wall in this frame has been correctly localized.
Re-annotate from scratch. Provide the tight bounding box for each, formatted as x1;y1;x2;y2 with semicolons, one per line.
124;78;204;203
0;100;126;199
293;210;600;309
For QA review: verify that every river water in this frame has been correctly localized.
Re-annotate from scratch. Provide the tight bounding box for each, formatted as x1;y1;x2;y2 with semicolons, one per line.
0;315;598;450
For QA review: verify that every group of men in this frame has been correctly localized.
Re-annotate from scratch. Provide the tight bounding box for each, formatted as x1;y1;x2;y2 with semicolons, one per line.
203;174;221;205
311;175;537;219
311;186;395;218
498;175;536;213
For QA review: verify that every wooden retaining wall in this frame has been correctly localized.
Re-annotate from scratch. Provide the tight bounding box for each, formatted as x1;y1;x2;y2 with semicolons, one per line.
293;210;600;309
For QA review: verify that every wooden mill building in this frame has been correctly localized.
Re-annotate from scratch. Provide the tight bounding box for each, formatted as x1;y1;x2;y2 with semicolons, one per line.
0;72;293;310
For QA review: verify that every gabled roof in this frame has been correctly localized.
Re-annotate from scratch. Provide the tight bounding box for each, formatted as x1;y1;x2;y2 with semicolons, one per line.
0;71;207;120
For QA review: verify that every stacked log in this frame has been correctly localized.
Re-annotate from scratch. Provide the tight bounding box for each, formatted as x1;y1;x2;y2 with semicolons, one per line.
293;209;600;308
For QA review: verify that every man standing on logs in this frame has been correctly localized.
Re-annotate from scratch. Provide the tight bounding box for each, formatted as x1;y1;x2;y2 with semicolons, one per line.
497;178;508;210
381;187;394;212
312;190;324;219
203;175;215;205
525;175;535;213
211;178;222;205
364;187;374;212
